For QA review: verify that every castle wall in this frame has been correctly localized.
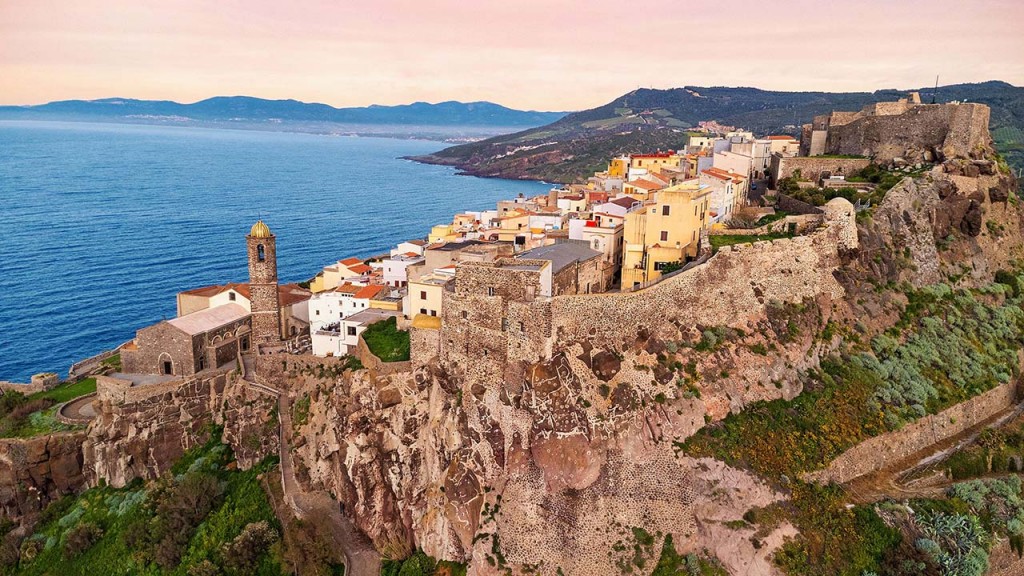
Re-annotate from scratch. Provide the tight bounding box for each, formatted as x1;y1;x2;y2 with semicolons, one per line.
437;199;858;381
771;156;871;184
805;378;1020;485
825;103;990;163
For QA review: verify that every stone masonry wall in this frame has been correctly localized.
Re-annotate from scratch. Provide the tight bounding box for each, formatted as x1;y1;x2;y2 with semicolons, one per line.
549;198;858;350
771;156;871;184
827;103;990;163
805;379;1019;485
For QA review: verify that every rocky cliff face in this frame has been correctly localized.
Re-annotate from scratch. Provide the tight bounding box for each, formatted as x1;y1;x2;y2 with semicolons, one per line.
274;165;1024;575
83;373;276;488
0;432;87;519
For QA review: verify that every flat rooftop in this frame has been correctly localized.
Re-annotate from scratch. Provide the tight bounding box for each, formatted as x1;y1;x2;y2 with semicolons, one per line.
517;242;602;274
346;308;400;325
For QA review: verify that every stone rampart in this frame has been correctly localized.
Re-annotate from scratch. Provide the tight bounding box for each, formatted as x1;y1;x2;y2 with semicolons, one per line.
69;345;126;379
712;214;823;236
826;103;990;164
805;379;1020;485
548;198;857;350
771;156;871;184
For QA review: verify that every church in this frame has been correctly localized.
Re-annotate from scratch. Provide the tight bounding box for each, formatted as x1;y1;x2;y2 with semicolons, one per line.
121;220;303;377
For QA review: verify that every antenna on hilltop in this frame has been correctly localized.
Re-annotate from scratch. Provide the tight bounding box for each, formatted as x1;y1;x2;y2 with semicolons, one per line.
932;75;939;104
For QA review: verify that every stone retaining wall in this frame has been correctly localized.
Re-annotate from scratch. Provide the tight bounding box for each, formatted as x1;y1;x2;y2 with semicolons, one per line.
356;336;412;375
69;344;126;379
711;214;823;236
805;379;1020;485
770;156;870;186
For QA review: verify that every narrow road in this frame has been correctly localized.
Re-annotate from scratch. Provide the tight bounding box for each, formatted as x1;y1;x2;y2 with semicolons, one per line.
277;394;381;576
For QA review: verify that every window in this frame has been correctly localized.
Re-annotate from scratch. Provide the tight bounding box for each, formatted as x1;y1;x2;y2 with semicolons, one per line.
660;231;668;242
257;244;265;262
420;308;427;315
347;326;357;336
487;287;495;297
501;318;508;331
241;337;250;352
316;310;320;316
662;205;670;216
462;311;468;319
228;292;236;301
694;205;698;215
519;321;525;331
483;349;489;357
198;357;205;371
430;310;437;317
420;291;427;300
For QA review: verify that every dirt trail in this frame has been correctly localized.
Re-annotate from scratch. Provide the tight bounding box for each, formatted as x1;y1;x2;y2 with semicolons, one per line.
278;393;381;576
845;404;1024;504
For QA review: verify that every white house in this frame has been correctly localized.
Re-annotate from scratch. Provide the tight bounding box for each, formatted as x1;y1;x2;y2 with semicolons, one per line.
390;240;427;258
713;150;753;179
382;252;425;287
308;283;385;331
311;309;399;357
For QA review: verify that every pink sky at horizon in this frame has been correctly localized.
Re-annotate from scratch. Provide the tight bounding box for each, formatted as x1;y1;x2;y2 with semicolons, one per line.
1;0;1022;111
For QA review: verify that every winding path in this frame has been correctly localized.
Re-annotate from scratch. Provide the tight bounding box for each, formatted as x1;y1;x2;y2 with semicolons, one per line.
57;393;98;424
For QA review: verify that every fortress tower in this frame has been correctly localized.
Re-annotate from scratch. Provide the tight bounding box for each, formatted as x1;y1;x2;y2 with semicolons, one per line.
246;220;282;345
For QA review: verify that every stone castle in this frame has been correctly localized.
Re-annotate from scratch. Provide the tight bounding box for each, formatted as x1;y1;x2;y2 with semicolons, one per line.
800;92;992;164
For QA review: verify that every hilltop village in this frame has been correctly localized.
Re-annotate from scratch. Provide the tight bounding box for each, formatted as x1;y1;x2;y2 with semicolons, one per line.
3;91;1023;576
122;114;806;367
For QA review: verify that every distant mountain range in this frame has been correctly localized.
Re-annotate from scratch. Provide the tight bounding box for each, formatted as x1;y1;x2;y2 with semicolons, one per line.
0;96;568;140
412;81;1024;182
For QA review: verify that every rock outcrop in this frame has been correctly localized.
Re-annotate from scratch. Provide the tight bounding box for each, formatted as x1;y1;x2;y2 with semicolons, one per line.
0;432;87;519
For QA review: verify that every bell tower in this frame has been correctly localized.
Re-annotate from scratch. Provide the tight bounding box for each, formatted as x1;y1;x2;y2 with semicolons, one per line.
246;220;281;345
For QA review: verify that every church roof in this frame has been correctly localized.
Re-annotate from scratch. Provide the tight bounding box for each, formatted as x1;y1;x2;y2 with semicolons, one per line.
167;303;249;336
249;220;272;238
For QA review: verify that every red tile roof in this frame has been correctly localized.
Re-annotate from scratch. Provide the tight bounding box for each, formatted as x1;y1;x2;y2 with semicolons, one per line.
348;264;372;274
767;135;797;140
354;285;385;300
628;179;664;191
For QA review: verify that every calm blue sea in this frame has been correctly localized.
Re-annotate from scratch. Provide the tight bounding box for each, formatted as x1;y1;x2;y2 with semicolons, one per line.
0;121;549;382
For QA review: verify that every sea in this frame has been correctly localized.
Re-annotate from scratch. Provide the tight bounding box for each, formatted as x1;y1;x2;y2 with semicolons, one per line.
0;121;550;382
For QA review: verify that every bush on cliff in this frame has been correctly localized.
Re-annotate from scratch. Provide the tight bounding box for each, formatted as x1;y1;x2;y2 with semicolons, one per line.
362;317;411;362
8;428;284;576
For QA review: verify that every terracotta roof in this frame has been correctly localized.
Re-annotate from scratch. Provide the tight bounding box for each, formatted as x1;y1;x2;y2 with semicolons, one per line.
339;257;363;266
180;283;309;306
628;179;664;191
348;264;372;274
610;197;639;209
354;285;385;300
406;239;427;246
334;283;361;295
766;135;797;140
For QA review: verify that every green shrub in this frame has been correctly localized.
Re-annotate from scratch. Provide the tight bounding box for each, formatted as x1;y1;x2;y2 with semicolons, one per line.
362;317;411;362
62;522;102;559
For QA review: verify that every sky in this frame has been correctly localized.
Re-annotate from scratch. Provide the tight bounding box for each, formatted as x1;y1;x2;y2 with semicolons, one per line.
1;0;1022;111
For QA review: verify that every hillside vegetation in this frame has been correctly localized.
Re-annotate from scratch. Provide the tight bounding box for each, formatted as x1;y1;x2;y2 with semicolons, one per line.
414;81;1024;183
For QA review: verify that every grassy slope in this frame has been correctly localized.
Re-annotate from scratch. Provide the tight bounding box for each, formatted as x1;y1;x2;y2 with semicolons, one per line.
8;432;284;576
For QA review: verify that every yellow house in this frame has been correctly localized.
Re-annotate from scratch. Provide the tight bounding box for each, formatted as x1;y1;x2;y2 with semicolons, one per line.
629;153;682;171
309;257;372;293
607;156;630;178
405;267;454;320
495;210;532;242
429;224;456;243
621;181;711;289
